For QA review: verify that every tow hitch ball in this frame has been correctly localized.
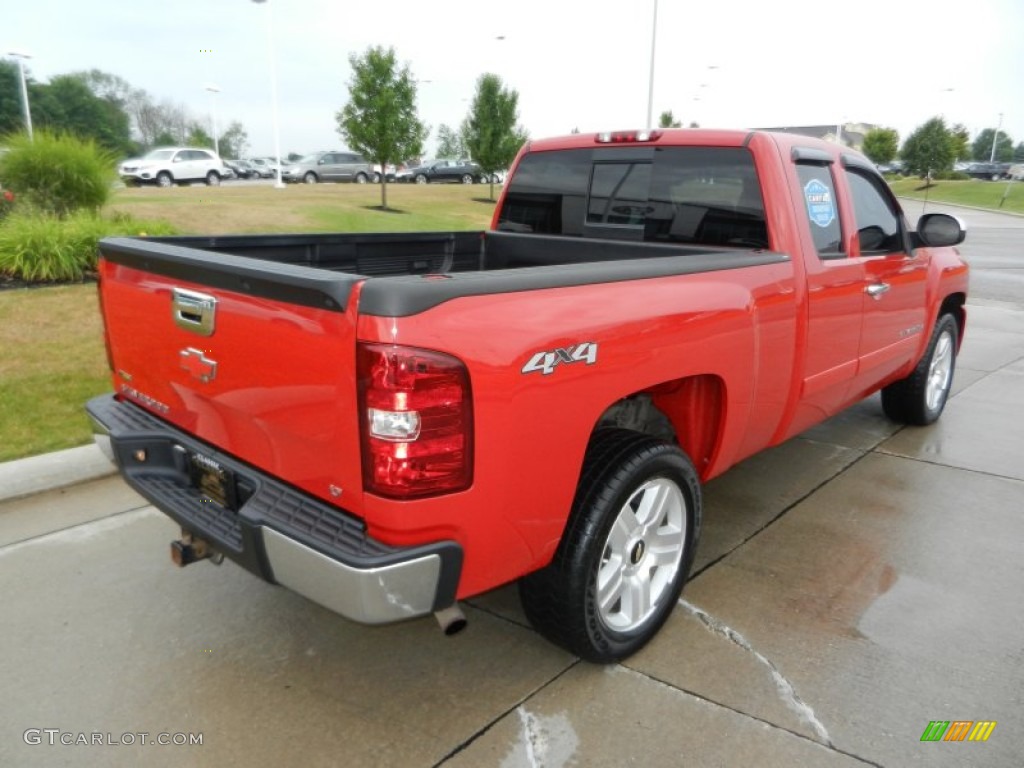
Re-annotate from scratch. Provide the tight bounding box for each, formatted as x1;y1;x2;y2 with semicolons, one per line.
170;531;223;567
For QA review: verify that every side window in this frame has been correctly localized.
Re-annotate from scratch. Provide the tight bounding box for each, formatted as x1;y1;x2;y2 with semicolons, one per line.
846;170;903;254
796;164;843;257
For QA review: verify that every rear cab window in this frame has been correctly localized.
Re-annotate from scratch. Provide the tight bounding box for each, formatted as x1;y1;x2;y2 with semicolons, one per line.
498;146;769;249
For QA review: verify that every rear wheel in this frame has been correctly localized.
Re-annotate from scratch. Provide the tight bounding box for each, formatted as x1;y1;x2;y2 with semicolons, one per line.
881;313;958;425
156;172;173;188
519;428;700;662
354;172;368;184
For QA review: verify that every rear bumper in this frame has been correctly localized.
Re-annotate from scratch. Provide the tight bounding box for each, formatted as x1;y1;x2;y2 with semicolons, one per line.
85;394;462;624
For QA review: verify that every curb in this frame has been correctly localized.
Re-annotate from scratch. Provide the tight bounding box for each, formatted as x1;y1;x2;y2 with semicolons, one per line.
0;443;116;504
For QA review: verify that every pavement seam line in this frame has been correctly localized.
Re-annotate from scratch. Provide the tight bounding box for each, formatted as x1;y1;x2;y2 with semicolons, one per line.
433;659;582;767
677;598;833;747
0;504;153;554
615;664;884;767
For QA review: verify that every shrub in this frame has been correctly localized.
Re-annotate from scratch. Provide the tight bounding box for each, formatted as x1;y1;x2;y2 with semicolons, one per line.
0;188;14;222
933;171;970;181
0;211;176;282
0;131;116;217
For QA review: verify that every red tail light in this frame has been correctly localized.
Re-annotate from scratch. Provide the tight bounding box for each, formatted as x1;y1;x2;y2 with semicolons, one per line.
357;343;473;498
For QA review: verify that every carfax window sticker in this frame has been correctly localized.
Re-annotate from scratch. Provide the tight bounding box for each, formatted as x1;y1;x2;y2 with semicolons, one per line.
804;178;835;228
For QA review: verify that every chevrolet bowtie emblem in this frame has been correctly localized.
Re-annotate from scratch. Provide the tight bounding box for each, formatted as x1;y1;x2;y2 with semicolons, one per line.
180;348;218;383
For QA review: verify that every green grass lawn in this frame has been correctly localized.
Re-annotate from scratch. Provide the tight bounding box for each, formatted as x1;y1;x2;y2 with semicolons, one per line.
889;177;1024;215
2;183;498;462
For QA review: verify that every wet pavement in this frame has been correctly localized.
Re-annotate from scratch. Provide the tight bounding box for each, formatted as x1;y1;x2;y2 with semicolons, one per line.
2;300;1022;767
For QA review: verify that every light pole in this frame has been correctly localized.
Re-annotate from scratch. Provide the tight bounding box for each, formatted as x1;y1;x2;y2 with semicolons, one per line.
204;83;220;156
989;112;1004;163
251;0;285;188
646;0;658;129
7;50;33;141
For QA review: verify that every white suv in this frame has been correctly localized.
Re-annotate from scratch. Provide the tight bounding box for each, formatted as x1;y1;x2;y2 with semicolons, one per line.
119;147;228;188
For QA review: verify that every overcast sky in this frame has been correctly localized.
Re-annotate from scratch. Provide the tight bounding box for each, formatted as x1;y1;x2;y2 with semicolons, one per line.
4;0;1022;158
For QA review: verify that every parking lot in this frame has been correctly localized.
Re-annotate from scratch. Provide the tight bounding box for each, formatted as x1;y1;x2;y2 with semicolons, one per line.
1;204;1022;767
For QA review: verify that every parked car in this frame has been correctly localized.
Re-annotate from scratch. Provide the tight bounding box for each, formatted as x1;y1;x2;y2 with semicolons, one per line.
245;158;276;179
282;151;373;184
397;158;487;184
118;147;228;188
225;159;262;180
1009;164;1024;181
372;163;397;183
963;162;1011;181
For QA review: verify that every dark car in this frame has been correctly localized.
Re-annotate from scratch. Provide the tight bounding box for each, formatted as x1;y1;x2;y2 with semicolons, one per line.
224;159;262;180
963;162;1011;181
397;159;487;184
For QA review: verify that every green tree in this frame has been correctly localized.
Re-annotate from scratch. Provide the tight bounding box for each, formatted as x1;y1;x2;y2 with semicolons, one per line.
949;123;970;163
658;110;682;128
185;123;213;150
0;60;28;136
219;121;249;159
436;123;467;159
900;117;954;179
861;127;899;165
29;75;133;154
971;128;1013;162
336;46;427;210
1014;142;1024;162
463;73;528;200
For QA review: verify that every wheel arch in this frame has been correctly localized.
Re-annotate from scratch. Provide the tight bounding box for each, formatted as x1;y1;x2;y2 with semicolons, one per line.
938;292;966;348
592;374;726;480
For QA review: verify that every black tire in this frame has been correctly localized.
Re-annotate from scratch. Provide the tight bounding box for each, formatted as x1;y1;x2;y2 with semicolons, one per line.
461;173;474;184
354;172;368;184
156;172;173;188
205;171;221;187
881;313;958;425
303;172;318;184
519;428;701;662
415;174;428;184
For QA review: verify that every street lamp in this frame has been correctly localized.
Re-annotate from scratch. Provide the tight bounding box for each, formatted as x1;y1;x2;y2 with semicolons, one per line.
646;0;658;129
7;49;33;141
204;83;220;156
989;112;1004;163
251;0;285;189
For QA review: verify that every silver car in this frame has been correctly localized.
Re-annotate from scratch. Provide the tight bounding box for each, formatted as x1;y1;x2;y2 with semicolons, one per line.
282;151;373;184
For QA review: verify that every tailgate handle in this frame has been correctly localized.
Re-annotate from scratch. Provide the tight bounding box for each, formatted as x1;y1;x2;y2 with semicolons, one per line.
172;288;217;336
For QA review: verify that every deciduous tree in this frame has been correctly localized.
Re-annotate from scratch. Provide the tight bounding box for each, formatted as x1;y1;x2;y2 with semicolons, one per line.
971;128;1014;162
658;110;682;128
336;46;427;210
463;73;528;200
861;127;899;165
900;117;954;179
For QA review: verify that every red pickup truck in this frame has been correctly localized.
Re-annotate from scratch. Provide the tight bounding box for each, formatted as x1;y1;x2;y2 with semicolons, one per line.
87;129;968;662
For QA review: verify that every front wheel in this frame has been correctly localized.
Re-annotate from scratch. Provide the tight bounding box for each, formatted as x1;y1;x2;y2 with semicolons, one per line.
461;173;474;184
881;313;959;425
303;172;318;184
415;174;428;184
205;171;221;187
156;172;173;188
519;429;701;662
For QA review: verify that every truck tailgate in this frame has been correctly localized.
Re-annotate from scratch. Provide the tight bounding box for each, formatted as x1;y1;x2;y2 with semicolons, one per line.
97;240;365;511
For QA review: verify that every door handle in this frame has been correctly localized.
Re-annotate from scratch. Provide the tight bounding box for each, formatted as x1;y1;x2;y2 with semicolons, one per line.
865;282;891;300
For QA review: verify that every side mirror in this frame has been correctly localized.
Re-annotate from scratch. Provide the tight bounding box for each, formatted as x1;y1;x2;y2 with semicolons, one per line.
913;213;966;247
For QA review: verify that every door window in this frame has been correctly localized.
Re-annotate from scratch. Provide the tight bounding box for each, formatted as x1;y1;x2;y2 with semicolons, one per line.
795;164;843;258
846;171;903;254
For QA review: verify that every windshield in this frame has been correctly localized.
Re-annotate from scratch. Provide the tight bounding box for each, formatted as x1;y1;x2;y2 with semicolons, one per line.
144;150;175;161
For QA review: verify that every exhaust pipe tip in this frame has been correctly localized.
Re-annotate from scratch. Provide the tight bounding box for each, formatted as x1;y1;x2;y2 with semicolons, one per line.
434;604;467;636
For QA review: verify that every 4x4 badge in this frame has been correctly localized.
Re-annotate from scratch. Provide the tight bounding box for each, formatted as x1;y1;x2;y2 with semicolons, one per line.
522;342;598;376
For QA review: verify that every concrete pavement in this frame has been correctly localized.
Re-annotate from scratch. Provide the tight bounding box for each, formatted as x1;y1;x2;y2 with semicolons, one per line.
1;299;1021;767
